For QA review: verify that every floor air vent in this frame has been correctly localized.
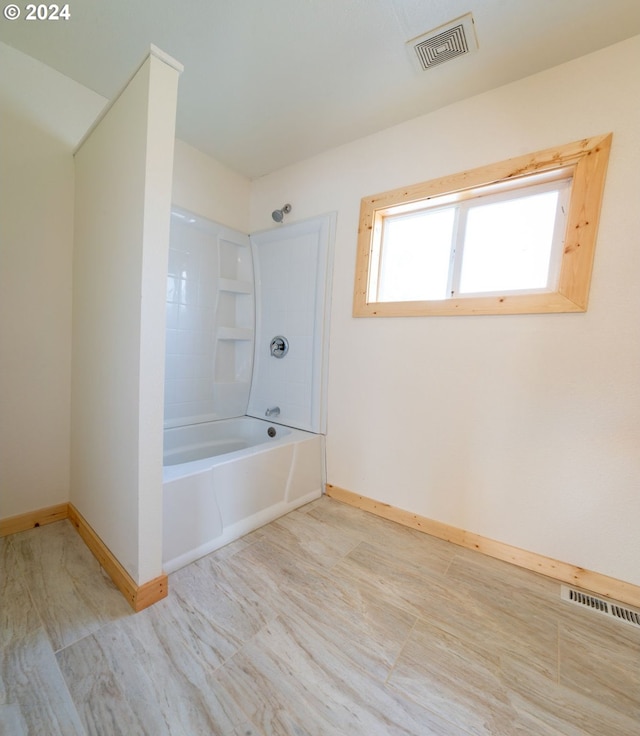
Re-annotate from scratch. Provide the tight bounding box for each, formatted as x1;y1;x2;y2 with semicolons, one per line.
561;585;640;629
407;13;478;72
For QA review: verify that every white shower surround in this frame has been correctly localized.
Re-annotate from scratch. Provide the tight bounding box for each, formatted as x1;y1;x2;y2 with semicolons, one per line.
248;214;335;434
162;210;335;571
164;210;254;426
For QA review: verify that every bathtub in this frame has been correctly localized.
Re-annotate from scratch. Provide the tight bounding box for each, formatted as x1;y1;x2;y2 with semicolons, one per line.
162;416;324;573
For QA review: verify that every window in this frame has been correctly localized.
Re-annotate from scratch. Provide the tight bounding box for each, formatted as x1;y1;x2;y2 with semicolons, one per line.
353;134;612;317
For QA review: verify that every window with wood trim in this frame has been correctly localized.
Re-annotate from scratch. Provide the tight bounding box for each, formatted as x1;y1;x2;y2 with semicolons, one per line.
353;134;612;317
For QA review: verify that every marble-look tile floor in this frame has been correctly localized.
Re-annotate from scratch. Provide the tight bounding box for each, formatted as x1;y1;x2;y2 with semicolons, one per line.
1;496;639;735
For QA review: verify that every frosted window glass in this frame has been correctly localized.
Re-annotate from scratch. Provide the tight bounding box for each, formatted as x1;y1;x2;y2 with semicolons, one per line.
378;207;455;301
459;191;559;294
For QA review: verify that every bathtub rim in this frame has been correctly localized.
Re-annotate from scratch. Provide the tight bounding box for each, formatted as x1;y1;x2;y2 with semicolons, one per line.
163;415;322;483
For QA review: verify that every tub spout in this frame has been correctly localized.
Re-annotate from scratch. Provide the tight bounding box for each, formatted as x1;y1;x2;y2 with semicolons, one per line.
265;406;280;417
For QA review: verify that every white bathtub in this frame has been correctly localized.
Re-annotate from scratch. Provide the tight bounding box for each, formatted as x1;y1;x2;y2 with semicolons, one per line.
162;416;324;573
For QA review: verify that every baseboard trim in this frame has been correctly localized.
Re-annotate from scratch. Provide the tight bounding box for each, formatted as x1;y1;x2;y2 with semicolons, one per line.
0;503;69;537
325;484;640;609
68;504;167;612
1;503;167;612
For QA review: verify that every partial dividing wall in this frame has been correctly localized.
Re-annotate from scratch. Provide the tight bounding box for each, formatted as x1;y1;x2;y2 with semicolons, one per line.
249;36;640;589
71;49;181;584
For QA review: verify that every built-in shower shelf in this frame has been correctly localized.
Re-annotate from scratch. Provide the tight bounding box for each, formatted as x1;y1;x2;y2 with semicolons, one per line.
218;278;253;294
217;327;253;341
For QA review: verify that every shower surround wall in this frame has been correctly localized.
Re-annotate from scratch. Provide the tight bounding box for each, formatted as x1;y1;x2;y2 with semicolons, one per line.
164;208;254;426
248;214;335;434
164;210;335;431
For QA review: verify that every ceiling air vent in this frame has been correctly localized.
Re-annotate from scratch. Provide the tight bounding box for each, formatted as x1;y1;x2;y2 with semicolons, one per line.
407;13;478;72
561;585;640;630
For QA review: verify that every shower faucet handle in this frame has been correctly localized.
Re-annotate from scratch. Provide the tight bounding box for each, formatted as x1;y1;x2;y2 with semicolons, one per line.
265;406;281;417
270;335;289;358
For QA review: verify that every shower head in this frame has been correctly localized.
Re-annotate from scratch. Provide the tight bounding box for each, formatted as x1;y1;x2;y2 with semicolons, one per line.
271;203;292;223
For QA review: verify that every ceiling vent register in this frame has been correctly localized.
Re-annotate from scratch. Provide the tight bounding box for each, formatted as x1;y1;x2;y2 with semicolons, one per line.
408;13;478;71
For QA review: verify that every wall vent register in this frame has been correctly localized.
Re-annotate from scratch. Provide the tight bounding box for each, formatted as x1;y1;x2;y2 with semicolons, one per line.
561;586;640;629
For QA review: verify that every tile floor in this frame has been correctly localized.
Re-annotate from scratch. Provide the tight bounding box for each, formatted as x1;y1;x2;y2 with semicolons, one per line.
1;496;639;735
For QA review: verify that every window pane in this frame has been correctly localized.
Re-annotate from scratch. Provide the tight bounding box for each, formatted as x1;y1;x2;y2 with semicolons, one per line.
459;190;559;294
378;207;455;301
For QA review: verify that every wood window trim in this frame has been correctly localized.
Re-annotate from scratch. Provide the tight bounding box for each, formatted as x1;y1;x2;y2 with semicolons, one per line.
353;133;612;317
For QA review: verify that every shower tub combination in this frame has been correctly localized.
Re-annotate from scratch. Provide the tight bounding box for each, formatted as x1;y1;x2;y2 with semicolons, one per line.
162;416;324;573
162;210;334;573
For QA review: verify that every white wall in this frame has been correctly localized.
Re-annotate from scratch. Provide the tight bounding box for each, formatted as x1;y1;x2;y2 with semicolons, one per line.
0;42;250;537
137;54;183;584
71;51;180;583
0;43;104;519
3;34;639;592
172;139;251;234
250;36;640;588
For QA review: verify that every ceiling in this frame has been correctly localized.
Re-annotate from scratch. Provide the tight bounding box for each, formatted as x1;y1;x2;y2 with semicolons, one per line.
2;0;640;178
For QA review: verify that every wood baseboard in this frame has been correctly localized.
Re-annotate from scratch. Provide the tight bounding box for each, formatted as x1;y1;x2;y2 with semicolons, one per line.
68;504;167;612
1;503;167;612
0;503;69;537
326;484;640;609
